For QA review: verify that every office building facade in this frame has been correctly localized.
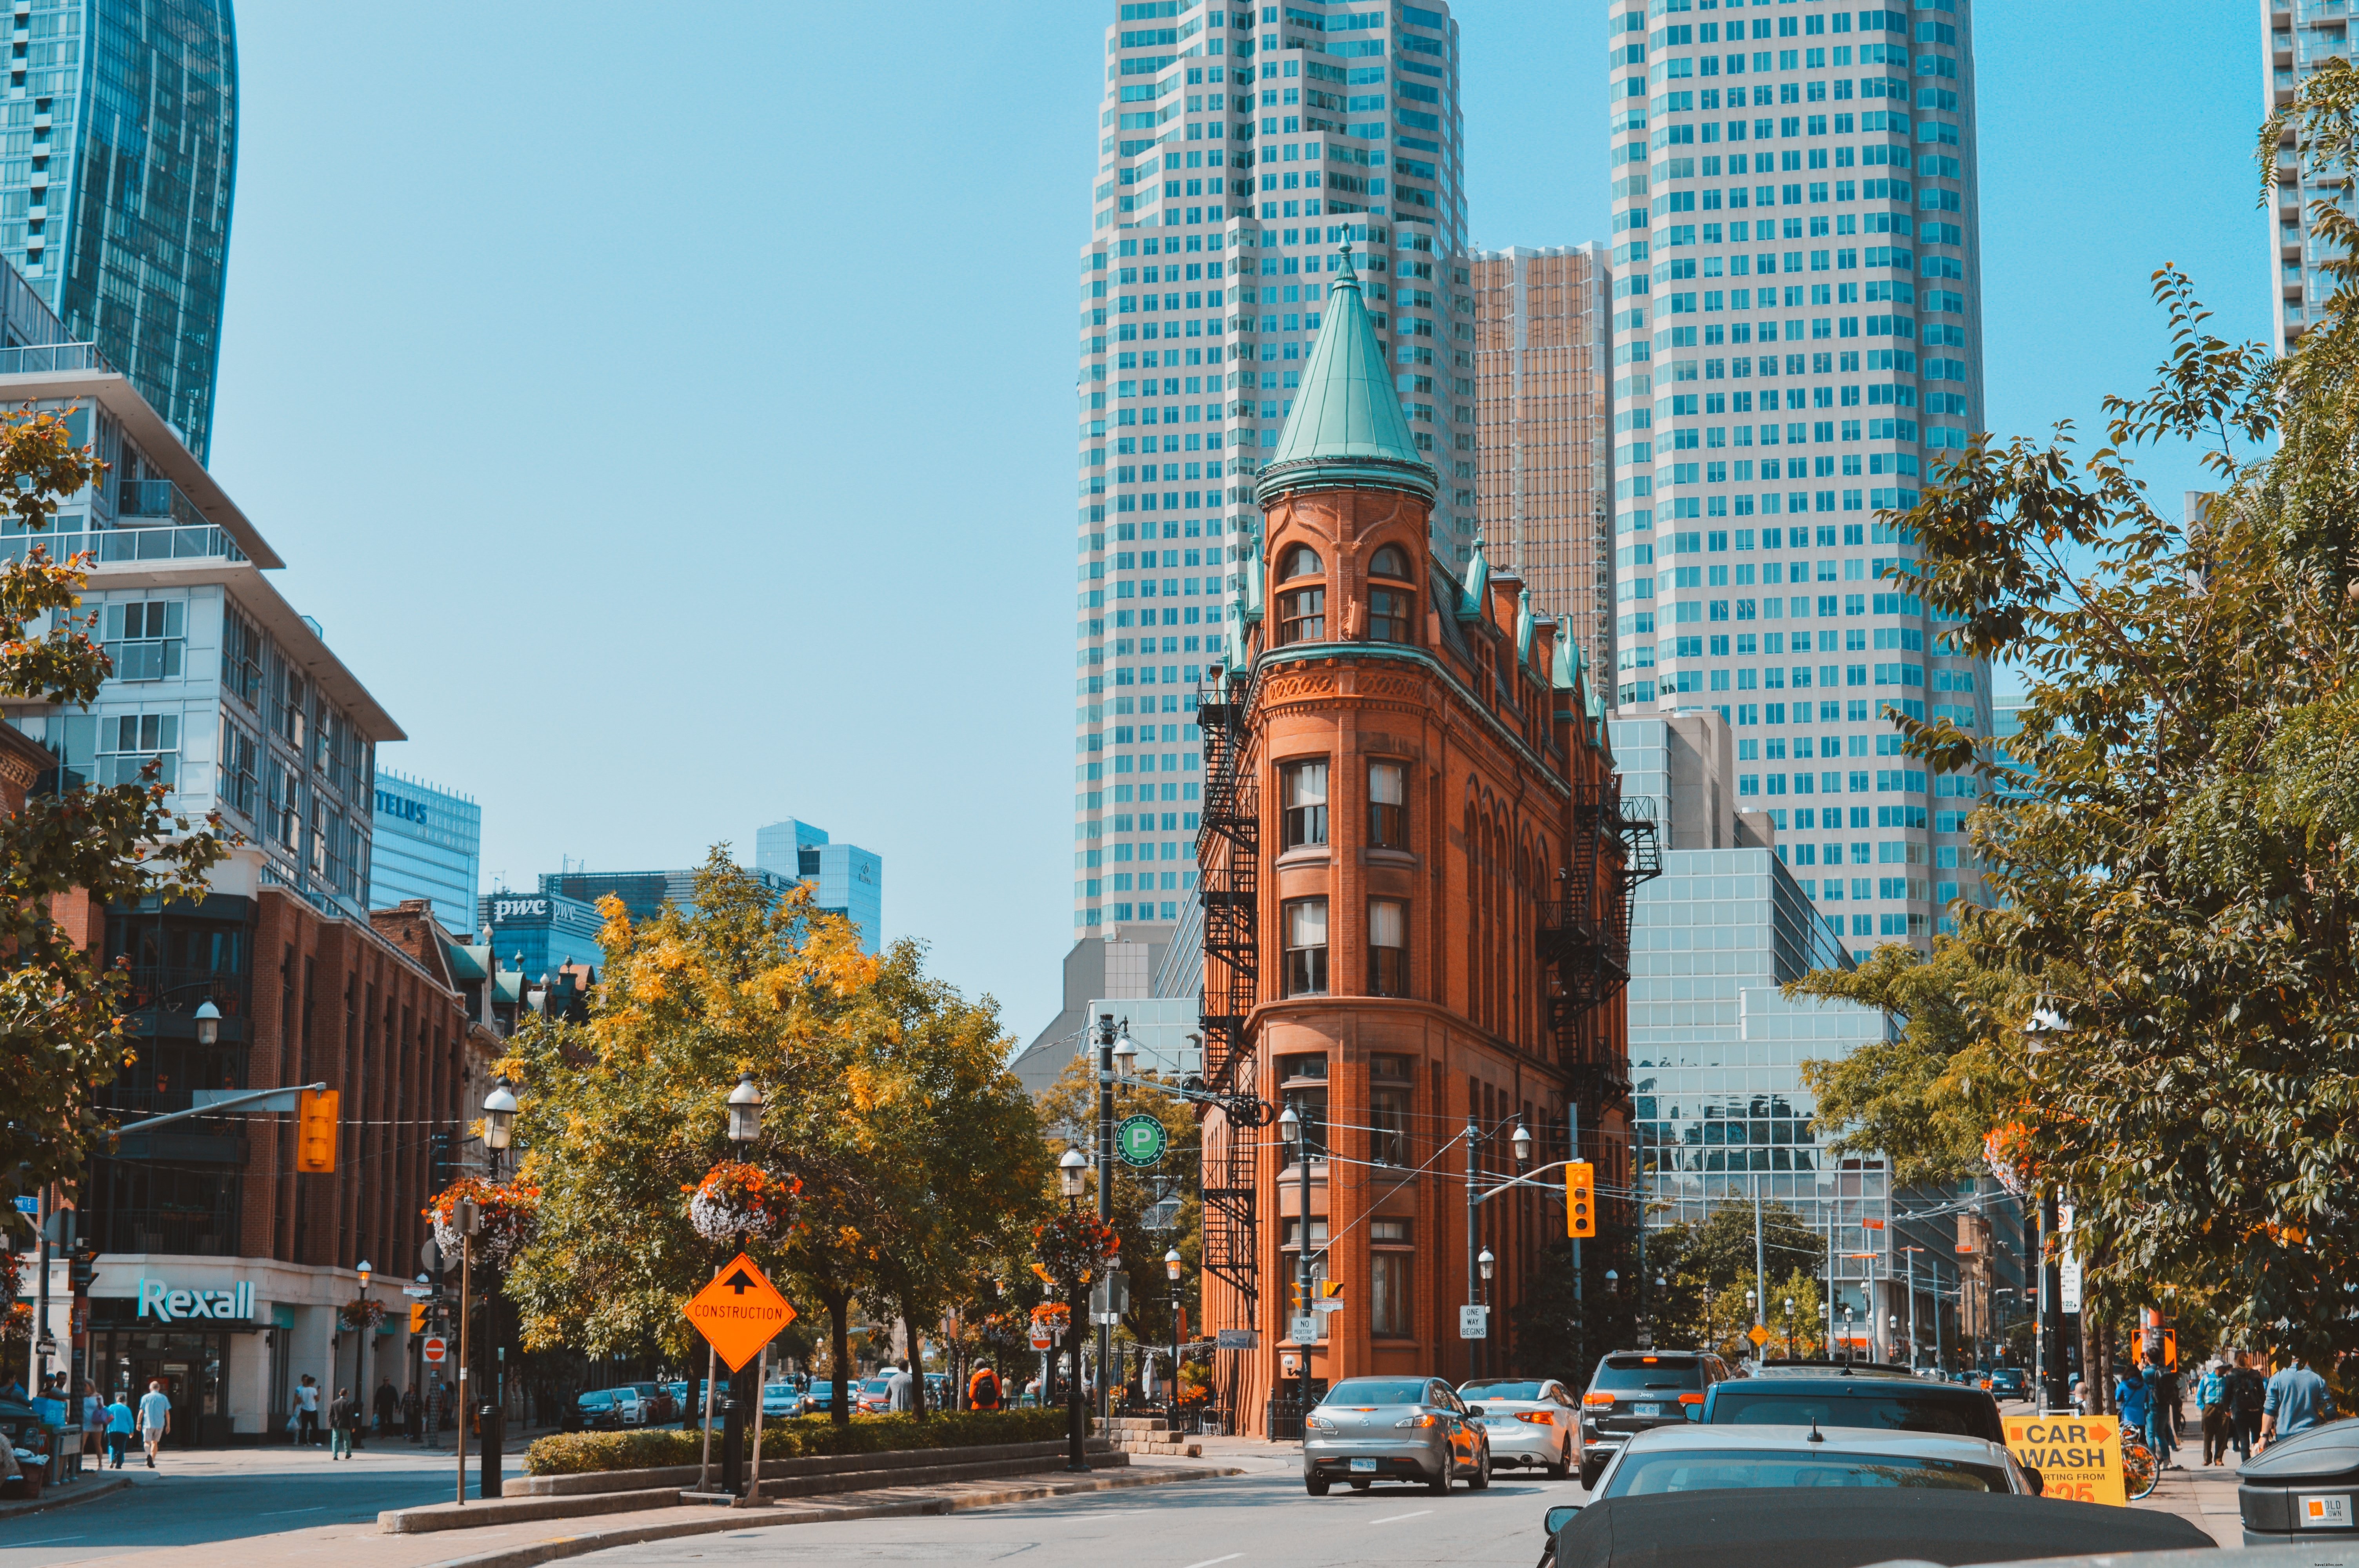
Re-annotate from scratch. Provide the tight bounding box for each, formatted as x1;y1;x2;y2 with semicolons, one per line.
2264;0;2348;354
754;816;883;953
369;767;480;935
0;0;238;460
1072;0;1471;938
1472;243;1615;680
1607;0;1990;956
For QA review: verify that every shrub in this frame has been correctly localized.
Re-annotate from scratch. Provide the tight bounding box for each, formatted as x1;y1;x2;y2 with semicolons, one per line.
523;1406;1077;1476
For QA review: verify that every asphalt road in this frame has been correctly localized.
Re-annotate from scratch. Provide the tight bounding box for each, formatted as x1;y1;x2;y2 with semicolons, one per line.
0;1439;518;1566
569;1463;1587;1568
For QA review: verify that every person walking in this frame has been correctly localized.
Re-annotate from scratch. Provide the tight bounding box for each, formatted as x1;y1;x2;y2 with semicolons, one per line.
885;1359;914;1414
2232;1354;2267;1461
2116;1361;2150;1437
968;1363;1002;1412
327;1387;355;1460
102;1393;134;1469
2263;1354;2338;1447
2198;1359;2232;1465
402;1382;422;1444
293;1374;321;1446
373;1377;400;1442
136;1380;171;1469
2141;1358;2179;1468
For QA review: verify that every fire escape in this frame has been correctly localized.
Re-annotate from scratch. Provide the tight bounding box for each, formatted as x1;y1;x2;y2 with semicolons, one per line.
1191;666;1261;1327
1539;774;1661;1122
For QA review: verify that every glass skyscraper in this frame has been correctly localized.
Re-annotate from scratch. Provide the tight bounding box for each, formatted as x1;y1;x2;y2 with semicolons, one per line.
1074;0;1470;937
368;767;482;935
0;0;236;461
1606;0;1989;958
2264;0;2348;353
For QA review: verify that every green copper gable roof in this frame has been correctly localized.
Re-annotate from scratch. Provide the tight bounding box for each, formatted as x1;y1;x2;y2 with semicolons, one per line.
1255;250;1438;507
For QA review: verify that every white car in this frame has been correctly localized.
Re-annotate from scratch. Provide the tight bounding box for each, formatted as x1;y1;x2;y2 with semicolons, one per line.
1459;1377;1580;1479
1587;1419;2040;1500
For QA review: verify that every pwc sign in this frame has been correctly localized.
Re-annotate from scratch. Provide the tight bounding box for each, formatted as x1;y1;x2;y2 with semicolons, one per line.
2005;1417;2126;1506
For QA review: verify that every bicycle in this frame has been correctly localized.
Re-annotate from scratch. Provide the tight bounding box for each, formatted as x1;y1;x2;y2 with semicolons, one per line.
2120;1427;2161;1501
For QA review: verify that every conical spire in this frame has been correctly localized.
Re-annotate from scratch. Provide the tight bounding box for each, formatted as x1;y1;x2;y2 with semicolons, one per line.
1456;532;1490;620
1255;246;1438;507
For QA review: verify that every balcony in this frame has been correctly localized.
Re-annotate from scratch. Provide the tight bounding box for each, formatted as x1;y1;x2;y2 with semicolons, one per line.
91;522;246;565
0;340;109;376
118;477;208;528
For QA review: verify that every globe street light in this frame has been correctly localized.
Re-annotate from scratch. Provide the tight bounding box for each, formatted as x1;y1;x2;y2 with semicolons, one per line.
726;1075;764;1148
482;1082;517;1153
1510;1124;1533;1167
1164;1248;1185;1418
1058;1148;1089;1207
356;1259;374;1449
193;998;220;1046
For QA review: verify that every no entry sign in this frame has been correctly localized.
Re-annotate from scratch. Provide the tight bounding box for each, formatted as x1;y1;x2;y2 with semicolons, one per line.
420;1336;448;1365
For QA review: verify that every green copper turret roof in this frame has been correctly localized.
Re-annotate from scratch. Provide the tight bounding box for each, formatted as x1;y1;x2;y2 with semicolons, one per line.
1255;249;1438;507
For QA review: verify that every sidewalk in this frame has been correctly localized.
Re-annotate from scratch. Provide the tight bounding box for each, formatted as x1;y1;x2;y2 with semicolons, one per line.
2131;1453;2244;1546
35;1453;1241;1568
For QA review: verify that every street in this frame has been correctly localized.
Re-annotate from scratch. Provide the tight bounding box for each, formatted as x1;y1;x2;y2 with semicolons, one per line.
0;1440;521;1568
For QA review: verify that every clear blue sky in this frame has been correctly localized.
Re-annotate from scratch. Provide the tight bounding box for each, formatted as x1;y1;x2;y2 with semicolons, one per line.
213;1;2266;1040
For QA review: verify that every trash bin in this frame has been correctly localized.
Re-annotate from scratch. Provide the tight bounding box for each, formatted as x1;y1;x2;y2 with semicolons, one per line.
478;1404;503;1499
2237;1419;2359;1544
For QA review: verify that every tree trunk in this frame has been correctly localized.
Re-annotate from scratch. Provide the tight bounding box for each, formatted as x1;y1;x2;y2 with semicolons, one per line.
823;1287;852;1428
903;1306;928;1419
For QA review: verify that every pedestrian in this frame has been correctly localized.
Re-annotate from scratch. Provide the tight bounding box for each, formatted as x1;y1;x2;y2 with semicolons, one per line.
328;1387;355;1460
2198;1359;2232;1466
2263;1354;2338;1446
373;1377;400;1441
2116;1362;2149;1435
81;1387;105;1474
293;1374;321;1446
968;1362;1002;1412
2232;1353;2267;1461
402;1382;422;1444
2141;1359;2178;1468
885;1359;914;1413
103;1392;134;1470
424;1376;447;1450
136;1379;171;1468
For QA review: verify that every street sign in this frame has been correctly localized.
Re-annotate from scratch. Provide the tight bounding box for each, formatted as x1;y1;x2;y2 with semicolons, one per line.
1115;1114;1169;1168
1458;1305;1489;1340
1215;1328;1258;1350
685;1252;799;1372
1290;1313;1319;1343
1748;1323;1770;1347
421;1336;449;1365
12;1196;36;1216
1030;1324;1056;1351
401;1283;434;1298
420;1238;443;1273
2005;1416;2125;1506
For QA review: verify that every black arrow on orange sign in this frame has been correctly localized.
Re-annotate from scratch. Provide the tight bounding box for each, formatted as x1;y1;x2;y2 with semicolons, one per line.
723;1268;759;1295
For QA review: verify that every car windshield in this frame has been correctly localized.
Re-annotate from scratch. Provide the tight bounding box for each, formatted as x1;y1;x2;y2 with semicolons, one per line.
1604;1450;2010;1497
1322;1379;1431;1406
1593;1357;1704;1392
1462;1381;1547;1400
863;1378;893;1393
1713;1393;2000;1441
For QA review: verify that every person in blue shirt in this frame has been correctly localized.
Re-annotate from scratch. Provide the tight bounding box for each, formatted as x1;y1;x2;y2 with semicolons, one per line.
2197;1361;2231;1465
2263;1356;2337;1447
2142;1360;2180;1468
2117;1365;2151;1431
102;1394;134;1469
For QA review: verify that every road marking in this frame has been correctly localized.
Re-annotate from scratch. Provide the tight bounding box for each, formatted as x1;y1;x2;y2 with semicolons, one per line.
1370;1509;1433;1524
258;1504;323;1515
1181;1556;1243;1568
13;1537;85;1546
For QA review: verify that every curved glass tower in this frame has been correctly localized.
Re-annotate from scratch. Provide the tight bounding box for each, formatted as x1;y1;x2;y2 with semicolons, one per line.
0;0;236;460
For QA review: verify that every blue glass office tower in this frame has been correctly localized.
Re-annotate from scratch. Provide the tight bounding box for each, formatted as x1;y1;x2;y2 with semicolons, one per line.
368;767;481;934
0;0;236;460
754;818;883;955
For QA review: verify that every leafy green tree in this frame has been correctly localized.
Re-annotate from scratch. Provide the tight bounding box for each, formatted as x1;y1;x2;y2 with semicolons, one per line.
0;409;227;1226
1852;58;2359;1366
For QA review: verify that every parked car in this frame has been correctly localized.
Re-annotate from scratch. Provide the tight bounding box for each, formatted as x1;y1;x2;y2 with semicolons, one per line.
761;1379;801;1418
801;1380;851;1416
625;1381;678;1424
855;1376;897;1414
1302;1375;1491;1496
1577;1350;1733;1489
1986;1367;2028;1399
1587;1420;2038;1501
1701;1371;2005;1443
567;1388;627;1432
1459;1378;1580;1479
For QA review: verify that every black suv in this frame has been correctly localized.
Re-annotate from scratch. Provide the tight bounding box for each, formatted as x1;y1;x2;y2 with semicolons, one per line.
1578;1350;1732;1488
1702;1372;2005;1443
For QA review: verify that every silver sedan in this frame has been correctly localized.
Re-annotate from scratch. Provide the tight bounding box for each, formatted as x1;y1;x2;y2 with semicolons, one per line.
1459;1377;1580;1477
1302;1375;1492;1496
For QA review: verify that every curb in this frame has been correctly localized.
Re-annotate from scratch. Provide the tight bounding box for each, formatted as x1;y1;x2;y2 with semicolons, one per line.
421;1463;1245;1568
0;1472;136;1522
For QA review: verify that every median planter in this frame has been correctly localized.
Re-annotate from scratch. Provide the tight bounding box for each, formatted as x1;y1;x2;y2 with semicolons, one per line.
523;1408;1072;1477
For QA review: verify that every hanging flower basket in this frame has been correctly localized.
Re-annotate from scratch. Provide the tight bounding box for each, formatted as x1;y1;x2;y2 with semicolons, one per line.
422;1176;539;1268
686;1161;801;1244
336;1296;387;1334
1030;1210;1120;1293
1983;1122;2036;1199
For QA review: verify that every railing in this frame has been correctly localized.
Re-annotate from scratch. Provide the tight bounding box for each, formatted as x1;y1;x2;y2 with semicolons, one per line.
118;478;209;529
0;523;244;566
0;341;110;376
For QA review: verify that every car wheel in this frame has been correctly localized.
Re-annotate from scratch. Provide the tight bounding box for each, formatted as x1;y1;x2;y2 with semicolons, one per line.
1427;1462;1451;1495
1548;1443;1571;1481
1305;1473;1330;1497
1470;1445;1492;1490
1579;1458;1605;1490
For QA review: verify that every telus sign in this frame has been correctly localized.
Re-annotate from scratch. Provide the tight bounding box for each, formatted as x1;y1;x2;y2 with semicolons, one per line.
137;1278;258;1322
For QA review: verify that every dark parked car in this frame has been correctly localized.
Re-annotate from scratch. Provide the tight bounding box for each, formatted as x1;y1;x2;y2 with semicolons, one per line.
1701;1372;2005;1443
1577;1351;1733;1489
567;1389;627;1432
1986;1367;2028;1399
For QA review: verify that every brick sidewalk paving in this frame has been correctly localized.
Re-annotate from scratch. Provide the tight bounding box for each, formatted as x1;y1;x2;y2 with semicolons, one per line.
2131;1454;2244;1546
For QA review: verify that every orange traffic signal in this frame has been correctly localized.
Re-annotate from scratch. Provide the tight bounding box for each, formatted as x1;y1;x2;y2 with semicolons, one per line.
1567;1161;1596;1239
1320;1279;1345;1299
409;1303;428;1334
294;1087;338;1172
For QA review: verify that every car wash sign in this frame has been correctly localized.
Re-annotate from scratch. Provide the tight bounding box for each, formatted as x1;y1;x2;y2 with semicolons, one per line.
137;1278;259;1323
2005;1416;2125;1506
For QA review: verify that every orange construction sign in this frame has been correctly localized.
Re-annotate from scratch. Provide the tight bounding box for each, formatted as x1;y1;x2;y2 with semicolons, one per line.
684;1253;798;1372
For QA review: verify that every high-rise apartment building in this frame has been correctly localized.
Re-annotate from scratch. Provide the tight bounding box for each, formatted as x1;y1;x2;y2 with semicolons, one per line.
1072;0;1470;939
2263;0;2348;353
0;0;237;461
1606;0;1989;956
1472;243;1614;678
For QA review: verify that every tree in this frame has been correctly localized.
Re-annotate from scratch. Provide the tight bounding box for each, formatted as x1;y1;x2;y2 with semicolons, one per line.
0;408;227;1226
1854;58;2359;1366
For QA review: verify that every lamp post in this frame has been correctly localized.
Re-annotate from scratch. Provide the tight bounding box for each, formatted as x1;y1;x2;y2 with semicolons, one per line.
354;1259;373;1449
1781;1296;1795;1360
1059;1149;1090;1472
1478;1248;1495;1376
1279;1102;1312;1431
722;1075;766;1497
1745;1290;1758;1366
1092;1015;1134;1423
2023;1003;2073;1414
1164;1248;1184;1418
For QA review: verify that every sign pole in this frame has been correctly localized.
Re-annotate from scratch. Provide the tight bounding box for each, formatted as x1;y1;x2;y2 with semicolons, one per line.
742;1343;768;1505
696;1262;720;1495
455;1235;470;1505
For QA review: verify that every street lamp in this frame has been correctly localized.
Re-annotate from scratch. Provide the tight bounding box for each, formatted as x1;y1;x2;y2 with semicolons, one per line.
1746;1290;1758;1364
1059;1148;1089;1206
1605;1269;1619;1294
193;998;220;1045
725;1075;764;1148
1510;1124;1533;1167
1113;1026;1140;1071
2023;1004;2073;1413
355;1259;373;1448
1478;1247;1495;1283
1164;1248;1184;1418
482;1082;517;1153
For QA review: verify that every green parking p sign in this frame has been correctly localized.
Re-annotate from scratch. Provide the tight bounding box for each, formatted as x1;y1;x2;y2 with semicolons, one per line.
1116;1114;1168;1168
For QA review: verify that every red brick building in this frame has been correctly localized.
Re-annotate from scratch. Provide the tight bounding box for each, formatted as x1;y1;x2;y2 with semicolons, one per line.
1194;254;1642;1433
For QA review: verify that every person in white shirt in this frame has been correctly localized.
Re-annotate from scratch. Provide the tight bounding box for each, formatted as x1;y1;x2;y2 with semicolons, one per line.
136;1381;172;1468
293;1375;321;1446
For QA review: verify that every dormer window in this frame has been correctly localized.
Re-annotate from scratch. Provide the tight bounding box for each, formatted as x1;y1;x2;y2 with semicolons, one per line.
1369;544;1411;579
1281;544;1323;579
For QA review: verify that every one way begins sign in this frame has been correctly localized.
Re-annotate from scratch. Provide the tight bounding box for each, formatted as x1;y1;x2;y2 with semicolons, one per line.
685;1252;798;1371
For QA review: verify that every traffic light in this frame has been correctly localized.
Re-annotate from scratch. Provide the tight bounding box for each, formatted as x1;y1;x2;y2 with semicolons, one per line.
1320;1279;1345;1300
409;1303;429;1334
294;1087;338;1173
1566;1161;1596;1239
67;1245;98;1293
1290;1281;1310;1312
